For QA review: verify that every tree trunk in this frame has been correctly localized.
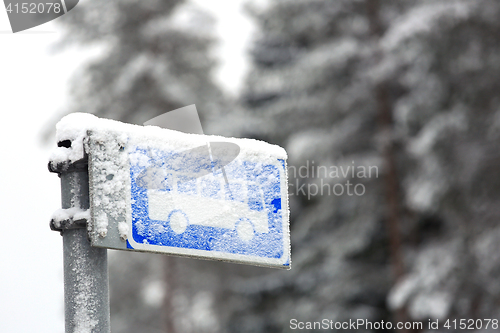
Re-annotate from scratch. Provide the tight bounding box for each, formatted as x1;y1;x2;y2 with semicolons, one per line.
163;257;176;333
366;0;410;331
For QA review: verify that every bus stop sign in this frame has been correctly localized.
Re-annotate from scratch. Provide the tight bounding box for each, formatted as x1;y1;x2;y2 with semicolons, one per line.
54;114;290;269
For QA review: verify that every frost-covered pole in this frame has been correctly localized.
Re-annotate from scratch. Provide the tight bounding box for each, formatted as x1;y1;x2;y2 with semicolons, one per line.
50;151;110;333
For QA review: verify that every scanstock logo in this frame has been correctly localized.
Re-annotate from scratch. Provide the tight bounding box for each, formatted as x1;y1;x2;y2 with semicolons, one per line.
3;0;78;33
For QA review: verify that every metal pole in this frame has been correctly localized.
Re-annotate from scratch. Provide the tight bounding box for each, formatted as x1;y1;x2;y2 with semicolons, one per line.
59;167;110;333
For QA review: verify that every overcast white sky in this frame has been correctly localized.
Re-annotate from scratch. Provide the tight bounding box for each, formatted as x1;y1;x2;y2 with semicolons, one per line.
191;0;257;96
0;1;257;332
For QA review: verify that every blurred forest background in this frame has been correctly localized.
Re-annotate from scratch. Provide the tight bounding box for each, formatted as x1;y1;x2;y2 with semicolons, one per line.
52;0;500;332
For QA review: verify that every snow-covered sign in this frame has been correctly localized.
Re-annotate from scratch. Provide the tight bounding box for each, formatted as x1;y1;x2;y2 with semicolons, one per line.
50;113;291;269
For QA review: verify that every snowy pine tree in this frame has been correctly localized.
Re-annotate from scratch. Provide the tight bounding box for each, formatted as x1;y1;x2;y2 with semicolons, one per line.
222;0;500;331
381;0;500;325
232;0;408;330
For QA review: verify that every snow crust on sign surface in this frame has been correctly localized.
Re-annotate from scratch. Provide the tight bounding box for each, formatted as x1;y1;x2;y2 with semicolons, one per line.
130;144;290;267
118;222;129;240
95;212;108;238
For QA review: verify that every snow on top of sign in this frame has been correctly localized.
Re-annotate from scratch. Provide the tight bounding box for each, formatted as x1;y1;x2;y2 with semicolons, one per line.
49;112;287;167
50;113;100;165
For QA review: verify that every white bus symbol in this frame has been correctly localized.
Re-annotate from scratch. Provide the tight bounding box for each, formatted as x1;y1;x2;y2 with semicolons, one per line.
142;167;269;241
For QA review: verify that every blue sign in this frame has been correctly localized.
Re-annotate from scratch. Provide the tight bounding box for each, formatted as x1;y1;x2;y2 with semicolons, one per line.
125;146;290;268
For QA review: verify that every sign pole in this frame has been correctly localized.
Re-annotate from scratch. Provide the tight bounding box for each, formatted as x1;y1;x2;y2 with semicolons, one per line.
51;159;110;333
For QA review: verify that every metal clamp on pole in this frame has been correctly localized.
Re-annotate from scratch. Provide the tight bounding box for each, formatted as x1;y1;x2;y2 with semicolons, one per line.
49;141;110;333
50;216;87;234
